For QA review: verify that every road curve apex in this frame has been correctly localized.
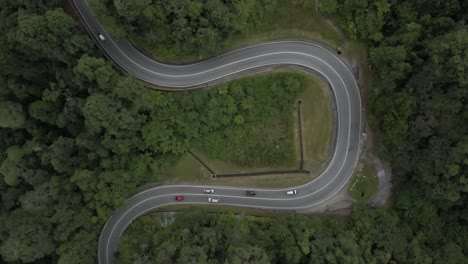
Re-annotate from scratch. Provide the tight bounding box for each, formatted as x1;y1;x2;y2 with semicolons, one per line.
70;1;362;263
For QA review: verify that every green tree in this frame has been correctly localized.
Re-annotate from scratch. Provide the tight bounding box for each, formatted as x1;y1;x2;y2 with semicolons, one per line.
0;101;25;128
369;45;412;84
427;29;468;86
225;246;270;264
29;100;59;125
18;182;51;212
113;0;152;21
319;0;338;14
74;55;117;93
83;93;142;154
0;209;55;262
12;8;91;63
0;159;23;186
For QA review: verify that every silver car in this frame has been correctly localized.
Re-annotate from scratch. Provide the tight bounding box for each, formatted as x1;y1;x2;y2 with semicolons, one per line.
208;198;220;203
203;188;215;194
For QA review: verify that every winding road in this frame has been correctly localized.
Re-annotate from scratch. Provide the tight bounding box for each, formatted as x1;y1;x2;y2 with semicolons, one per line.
71;1;363;263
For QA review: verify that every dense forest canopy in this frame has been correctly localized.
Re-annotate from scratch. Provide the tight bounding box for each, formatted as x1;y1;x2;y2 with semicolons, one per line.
0;0;467;263
324;0;468;206
90;0;316;56
118;206;465;264
0;1;305;262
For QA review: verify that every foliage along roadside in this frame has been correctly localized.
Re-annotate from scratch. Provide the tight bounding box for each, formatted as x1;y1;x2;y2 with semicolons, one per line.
0;0;466;263
0;2;307;262
116;0;467;263
117;206;465;264
89;0;319;59
321;0;468;205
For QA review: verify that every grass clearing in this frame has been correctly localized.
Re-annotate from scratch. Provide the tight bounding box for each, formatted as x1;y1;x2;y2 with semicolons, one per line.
162;154;212;182
130;2;359;189
188;74;331;174
190;150;297;174
207;168;326;188
223;3;345;52
300;76;332;169
348;160;378;201
158;152;326;188
157;73;332;188
342;40;373;93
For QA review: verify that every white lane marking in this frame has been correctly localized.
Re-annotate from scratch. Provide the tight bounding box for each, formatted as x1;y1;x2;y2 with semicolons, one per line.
75;0;359;96
74;1;361;262
126;38;344;69
94;48;359;263
119;59;349;196
105;39;343;78
74;2;350;82
103;69;358;256
102;66;355;263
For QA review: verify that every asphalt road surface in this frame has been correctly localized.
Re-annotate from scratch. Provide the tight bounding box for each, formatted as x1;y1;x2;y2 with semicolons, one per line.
71;1;363;263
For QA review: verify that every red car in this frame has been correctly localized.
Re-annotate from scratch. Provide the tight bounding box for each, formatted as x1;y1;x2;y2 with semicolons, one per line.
175;196;184;201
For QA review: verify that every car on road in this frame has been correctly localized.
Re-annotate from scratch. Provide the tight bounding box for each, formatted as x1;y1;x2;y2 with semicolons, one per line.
98;33;106;41
203;188;215;194
175;196;184;201
208;198;219;203
245;190;256;196
286;190;297;195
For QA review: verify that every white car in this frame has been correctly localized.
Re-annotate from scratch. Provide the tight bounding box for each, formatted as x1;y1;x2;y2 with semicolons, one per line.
286;190;297;195
208;198;219;203
98;33;106;41
203;188;215;194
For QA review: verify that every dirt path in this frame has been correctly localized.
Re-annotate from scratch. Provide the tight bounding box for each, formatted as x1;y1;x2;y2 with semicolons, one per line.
368;155;393;205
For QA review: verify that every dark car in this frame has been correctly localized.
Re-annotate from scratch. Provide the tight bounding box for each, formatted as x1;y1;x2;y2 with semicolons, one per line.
246;190;256;196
